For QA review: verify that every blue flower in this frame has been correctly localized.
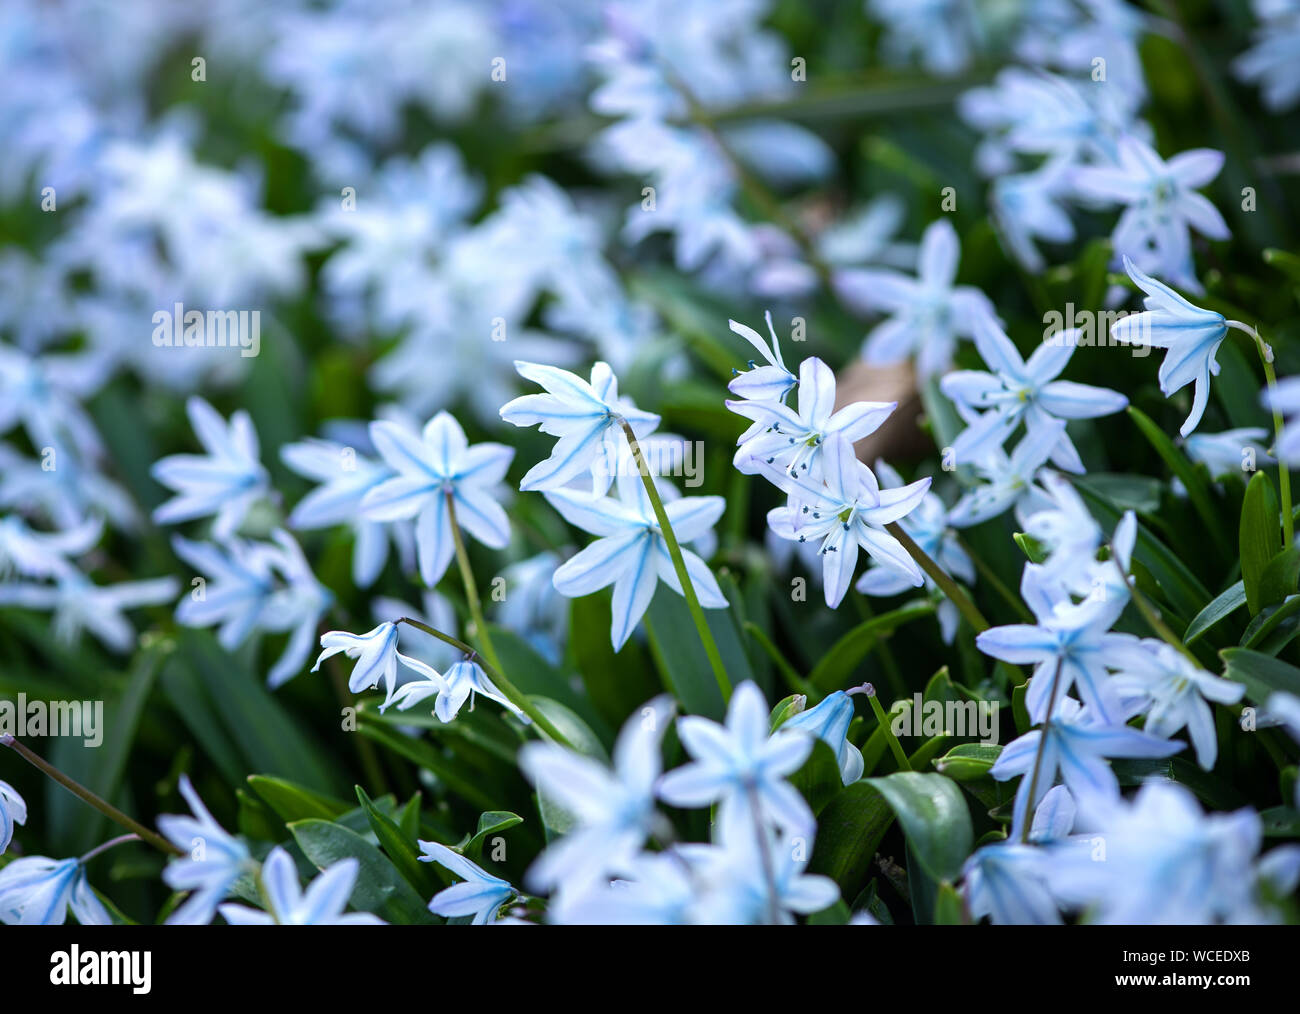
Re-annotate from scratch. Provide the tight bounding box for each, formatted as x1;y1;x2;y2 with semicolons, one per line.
834;219;999;378
1073;137;1228;293
1264;375;1300;465
151;397;270;539
856;458;973;642
947;418;1066;528
657;681;815;836
519;696;674;895
360;412;513;587
976;563;1140;725
991;698;1183;837
281;435;403;587
388;657;525;724
500;361;660;494
727;355;896;489
962;842;1061;925
419;842;516;924
158;775;252;925
726;312;796;402
545;472;727;651
943;315;1127;472
762;435;930;608
1110;641;1246;769
1183;428;1273;480
779;690;863;785
0;856;111;925
0;780;27;855
1109;256;1257;437
1046;781;1293;924
313;621;430;709
1234;0;1300;112
219;846;384;925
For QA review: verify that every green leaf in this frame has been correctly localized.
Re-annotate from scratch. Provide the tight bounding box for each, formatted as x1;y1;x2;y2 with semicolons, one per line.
1241;471;1282;615
459;811;525;862
1013;532;1048;564
808;781;894;896
1128;406;1228;558
863;771;973;883
1241;594;1300;655
1220;647;1300;706
356;786;439;896
932;743;1003;781
643;587;742;719
247;775;349;824
289;819;437;924
806;600;934;690
934;882;966;925
1183;580;1246;645
768;693;808;732
528;696;607;761
1259;547;1300;607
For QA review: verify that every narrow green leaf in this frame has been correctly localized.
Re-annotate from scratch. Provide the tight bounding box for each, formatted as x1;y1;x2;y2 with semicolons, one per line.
864;771;974;882
1241;471;1282;615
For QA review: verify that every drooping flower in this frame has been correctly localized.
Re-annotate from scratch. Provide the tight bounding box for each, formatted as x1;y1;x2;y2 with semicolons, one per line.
419;841;516;924
0;780;27;855
151;397;270;539
1109;256;1252;437
218;846;385;925
0;856;111;926
388;656;525;724
726;312;797;403
499;361;660;494
359;412;513;586
545;471;727;651
778;690;864;785
313;621;432;709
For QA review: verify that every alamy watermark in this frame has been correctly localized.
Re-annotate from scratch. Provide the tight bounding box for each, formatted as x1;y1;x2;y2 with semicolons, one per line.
1043;304;1151;356
0;694;104;748
152;303;261;358
890;694;1000;745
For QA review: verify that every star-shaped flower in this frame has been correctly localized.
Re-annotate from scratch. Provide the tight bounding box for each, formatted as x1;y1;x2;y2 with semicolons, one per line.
499;361;659;494
943;315;1127;473
360;412;513;586
151;397;270;539
545;472;727;651
219;846;385;925
762;434;929;608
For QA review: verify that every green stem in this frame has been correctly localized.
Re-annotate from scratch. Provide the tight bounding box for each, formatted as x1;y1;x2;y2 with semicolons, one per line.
885;522;990;633
445;492;505;674
2;735;183;857
1230;321;1294;548
619;419;733;702
1020;657;1065;845
956;534;1034;623
393;617;577;750
743;621;816;698
853;684;911;772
